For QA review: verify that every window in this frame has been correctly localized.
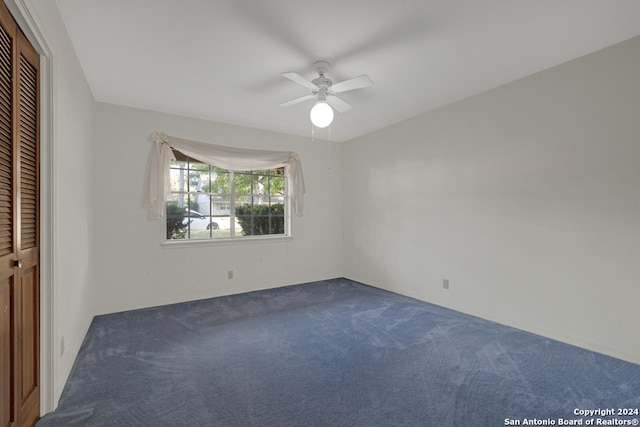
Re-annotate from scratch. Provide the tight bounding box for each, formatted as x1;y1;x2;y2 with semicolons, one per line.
166;153;288;240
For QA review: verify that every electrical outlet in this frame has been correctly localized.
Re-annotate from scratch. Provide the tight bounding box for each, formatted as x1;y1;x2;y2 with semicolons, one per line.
60;336;65;357
227;270;234;279
442;279;449;290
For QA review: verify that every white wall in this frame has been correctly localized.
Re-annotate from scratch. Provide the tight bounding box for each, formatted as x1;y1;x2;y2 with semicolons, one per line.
22;0;96;408
343;36;640;364
91;103;343;315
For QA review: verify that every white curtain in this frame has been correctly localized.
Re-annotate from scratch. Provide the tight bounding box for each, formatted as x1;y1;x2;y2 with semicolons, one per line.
143;132;305;220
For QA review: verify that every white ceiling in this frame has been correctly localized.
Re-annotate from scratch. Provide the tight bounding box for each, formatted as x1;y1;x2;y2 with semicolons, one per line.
56;0;640;142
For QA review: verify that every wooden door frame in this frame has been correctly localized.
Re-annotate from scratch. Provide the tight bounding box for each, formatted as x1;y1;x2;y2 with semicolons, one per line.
3;0;54;414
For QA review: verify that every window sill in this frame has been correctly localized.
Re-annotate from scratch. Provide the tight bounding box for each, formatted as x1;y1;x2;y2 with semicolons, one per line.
161;235;292;249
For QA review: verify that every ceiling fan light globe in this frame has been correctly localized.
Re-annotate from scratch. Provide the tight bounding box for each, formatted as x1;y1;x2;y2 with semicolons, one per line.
310;102;334;128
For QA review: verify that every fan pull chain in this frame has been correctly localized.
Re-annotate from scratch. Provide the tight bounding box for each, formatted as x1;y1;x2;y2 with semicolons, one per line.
310;124;332;169
327;125;332;169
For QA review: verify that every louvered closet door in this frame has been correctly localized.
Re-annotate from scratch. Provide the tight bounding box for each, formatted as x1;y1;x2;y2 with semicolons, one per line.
15;27;40;427
0;2;40;426
0;6;14;426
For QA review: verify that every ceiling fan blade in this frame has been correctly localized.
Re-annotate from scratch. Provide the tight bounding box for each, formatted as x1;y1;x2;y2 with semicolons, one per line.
282;72;318;90
279;94;315;107
331;74;373;93
326;95;352;113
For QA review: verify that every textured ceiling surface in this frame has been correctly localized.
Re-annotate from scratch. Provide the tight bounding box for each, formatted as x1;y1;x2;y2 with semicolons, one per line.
56;0;640;142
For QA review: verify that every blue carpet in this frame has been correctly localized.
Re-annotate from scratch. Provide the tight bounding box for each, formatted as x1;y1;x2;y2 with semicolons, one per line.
38;278;640;426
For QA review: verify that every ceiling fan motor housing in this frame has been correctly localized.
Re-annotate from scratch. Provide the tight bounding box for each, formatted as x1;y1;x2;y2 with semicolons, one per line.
312;76;333;89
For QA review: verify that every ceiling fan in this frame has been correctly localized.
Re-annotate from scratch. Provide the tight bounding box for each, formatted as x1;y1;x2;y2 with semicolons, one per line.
280;60;373;128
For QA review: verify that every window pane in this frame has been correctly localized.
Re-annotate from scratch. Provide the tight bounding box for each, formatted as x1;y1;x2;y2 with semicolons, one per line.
234;172;252;195
186;170;203;191
250;174;261;195
169;167;189;192
269;202;285;235
189;170;210;192
210;195;230;213
269;175;285;196
166;202;187;240
182;194;198;214
206;170;230;194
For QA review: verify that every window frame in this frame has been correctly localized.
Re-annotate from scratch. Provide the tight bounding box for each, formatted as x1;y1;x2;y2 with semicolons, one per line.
163;153;291;245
